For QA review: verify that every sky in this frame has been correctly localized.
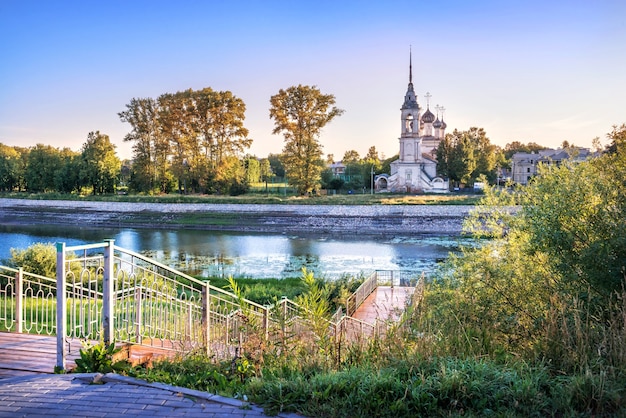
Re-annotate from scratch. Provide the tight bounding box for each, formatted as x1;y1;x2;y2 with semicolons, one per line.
1;0;625;161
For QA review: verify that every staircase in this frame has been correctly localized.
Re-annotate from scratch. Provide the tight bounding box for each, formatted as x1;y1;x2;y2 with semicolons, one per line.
1;241;423;373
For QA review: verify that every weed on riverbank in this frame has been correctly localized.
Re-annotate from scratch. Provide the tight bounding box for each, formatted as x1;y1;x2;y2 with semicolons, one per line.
0;191;481;205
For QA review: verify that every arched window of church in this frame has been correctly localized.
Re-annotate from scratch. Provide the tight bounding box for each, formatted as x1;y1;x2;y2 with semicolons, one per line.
405;115;413;132
406;170;412;181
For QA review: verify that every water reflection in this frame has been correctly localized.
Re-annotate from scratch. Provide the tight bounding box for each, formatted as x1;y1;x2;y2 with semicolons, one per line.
0;224;463;279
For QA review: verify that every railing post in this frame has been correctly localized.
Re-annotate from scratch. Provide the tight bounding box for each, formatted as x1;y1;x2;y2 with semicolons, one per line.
56;242;67;371
202;285;210;356
263;307;269;340
135;287;142;344
102;239;115;345
15;268;23;333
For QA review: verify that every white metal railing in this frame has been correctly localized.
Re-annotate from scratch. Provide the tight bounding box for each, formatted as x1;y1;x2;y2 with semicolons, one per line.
55;240;279;370
2;240;422;372
345;271;378;316
0;266;57;335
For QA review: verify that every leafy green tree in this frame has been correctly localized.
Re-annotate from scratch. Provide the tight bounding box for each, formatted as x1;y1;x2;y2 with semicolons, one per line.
244;156;261;184
342;150;360;164
503;141;547;160
212;156;247;195
119;97;161;192
426;124;626;363
468;127;497;183
267;153;285;178
54;148;81;193
6;242;57;277
80;131;121;195
259;158;272;182
25;144;62;192
449;130;476;186
269;85;344;195
364;146;380;162
120;88;251;194
0;144;22;191
605;123;626;154
380;154;398;177
437;128;497;186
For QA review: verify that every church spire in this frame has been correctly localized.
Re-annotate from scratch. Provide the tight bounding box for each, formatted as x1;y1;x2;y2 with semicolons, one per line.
401;46;418;110
409;45;413;84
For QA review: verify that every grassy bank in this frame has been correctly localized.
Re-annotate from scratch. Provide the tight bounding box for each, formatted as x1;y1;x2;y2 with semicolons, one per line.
0;191;481;205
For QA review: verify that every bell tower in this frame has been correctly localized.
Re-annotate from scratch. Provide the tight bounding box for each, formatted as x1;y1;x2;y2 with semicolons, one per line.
399;48;421;163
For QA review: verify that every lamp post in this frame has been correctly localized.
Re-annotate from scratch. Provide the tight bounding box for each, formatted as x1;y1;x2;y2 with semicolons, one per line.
370;165;374;195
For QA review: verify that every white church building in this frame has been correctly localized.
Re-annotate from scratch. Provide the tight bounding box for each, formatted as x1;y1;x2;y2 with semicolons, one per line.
375;55;449;193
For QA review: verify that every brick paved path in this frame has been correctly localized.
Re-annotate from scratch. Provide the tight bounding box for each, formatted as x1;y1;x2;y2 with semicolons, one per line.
0;373;299;417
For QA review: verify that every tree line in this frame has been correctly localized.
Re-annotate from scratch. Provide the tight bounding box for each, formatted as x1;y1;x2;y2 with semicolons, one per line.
0;82;600;196
0;132;120;194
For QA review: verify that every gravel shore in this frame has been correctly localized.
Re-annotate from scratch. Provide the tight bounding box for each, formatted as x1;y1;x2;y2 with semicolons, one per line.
0;198;474;235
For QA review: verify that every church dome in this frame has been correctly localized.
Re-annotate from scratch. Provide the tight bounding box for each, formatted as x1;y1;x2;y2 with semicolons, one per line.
440;118;447;129
433;117;442;128
421;108;435;124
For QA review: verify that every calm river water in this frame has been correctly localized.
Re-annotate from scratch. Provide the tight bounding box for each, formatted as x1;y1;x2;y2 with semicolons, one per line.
0;224;464;279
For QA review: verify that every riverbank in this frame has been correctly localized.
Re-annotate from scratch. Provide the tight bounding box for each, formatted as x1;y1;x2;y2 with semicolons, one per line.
0;198;473;235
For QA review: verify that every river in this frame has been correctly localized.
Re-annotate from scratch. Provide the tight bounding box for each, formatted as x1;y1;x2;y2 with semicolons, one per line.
0;224;464;279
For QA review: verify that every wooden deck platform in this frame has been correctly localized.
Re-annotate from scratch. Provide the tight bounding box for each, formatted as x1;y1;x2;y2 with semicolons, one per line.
351;286;414;324
0;332;80;379
0;332;176;380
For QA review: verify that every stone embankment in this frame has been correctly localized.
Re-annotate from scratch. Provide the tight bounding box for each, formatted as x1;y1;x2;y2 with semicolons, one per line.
0;198;474;235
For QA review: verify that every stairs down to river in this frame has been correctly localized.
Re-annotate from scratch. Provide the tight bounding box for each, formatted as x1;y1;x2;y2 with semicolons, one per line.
351;286;415;324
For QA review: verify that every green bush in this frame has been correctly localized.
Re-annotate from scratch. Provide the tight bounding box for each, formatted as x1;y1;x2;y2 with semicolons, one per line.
6;242;57;277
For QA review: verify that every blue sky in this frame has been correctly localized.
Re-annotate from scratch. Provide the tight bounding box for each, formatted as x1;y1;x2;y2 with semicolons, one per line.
1;0;624;161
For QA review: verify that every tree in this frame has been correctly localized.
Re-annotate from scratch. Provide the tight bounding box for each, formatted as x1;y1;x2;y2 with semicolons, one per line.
120;88;252;194
437;127;497;187
447;129;476;186
244;156;261;184
467;127;497;183
269;85;344;195
119;97;161;192
7;243;58;277
80;131;121;195
431;124;626;363
364;146;380;162
25;144;62;192
605;123;626;154
259;158;273;183
0;144;22;192
342;150;360;164
54;148;81;193
503;141;547;160
267;153;285;178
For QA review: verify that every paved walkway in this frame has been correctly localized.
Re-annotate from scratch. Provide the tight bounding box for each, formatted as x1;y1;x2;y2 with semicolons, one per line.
0;373;300;417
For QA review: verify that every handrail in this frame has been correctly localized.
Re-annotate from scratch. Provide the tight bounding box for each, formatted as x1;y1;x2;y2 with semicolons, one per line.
0;265;56;284
345;271;378;316
4;240;423;372
66;242;109;252
115;244;268;311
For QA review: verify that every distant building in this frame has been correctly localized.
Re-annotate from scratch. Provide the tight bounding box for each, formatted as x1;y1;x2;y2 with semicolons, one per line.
329;161;346;176
375;52;449;193
511;148;596;185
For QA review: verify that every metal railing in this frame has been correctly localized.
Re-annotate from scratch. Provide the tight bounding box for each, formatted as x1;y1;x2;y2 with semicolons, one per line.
345;271;378;316
2;240;422;371
0;266;57;335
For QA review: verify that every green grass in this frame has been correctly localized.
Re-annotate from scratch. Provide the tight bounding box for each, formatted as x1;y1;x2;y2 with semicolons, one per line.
0;191;481;206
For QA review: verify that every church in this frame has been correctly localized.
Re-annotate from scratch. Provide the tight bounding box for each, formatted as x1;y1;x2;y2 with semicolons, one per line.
375;54;449;193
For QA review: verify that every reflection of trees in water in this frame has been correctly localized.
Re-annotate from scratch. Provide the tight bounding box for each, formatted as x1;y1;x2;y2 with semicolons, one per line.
1;225;462;280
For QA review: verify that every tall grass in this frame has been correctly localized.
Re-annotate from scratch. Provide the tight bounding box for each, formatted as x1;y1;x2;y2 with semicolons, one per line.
122;270;623;417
